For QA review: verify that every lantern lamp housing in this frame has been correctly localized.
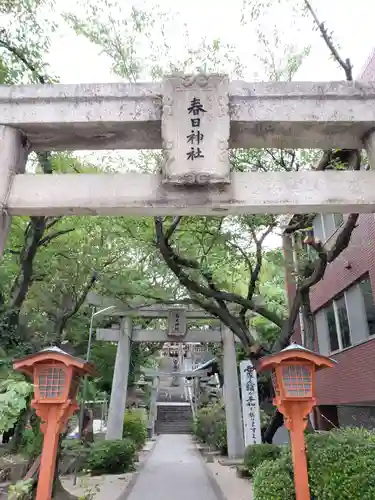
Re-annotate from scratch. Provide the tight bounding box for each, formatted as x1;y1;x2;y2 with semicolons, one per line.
259;344;335;404
13;346;95;405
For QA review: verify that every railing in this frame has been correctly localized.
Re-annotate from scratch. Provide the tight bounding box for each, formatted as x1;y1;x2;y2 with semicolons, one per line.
187;386;196;419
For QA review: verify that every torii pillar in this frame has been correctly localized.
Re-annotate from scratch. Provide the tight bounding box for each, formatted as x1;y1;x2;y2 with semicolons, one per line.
106;317;132;440
222;325;245;458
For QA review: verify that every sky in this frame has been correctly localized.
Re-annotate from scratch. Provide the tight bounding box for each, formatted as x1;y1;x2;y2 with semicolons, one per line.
41;0;375;248
48;0;375;84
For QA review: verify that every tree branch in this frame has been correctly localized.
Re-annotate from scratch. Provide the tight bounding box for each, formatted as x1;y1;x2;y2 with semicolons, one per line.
239;222;275;327
38;228;75;248
54;273;98;342
304;0;353;81
155;216;283;337
273;1;361;351
0;30;48;84
165;216;183;242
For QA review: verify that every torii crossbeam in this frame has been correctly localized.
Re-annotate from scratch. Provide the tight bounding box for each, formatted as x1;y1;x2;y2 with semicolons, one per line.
1;75;375;255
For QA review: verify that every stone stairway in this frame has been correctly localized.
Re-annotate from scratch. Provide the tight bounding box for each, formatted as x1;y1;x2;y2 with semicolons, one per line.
154;354;193;434
155;404;193;434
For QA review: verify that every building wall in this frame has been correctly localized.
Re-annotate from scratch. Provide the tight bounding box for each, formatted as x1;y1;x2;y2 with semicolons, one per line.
284;48;375;416
316;337;375;405
359;48;375;80
309;214;375;313
284;215;375;408
307;214;375;406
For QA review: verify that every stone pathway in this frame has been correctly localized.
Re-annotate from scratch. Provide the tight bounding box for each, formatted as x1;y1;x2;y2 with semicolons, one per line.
206;458;253;500
119;435;223;500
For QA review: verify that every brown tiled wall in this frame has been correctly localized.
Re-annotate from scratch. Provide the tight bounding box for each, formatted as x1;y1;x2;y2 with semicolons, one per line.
359;49;375;80
310;214;375;312
287;214;375;406
316;338;375;405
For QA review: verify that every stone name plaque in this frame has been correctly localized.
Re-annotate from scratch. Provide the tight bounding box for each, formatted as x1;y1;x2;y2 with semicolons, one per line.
162;74;230;185
168;309;187;336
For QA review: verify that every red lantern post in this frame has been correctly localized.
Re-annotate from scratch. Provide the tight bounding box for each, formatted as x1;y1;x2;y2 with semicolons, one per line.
13;347;95;500
258;344;336;500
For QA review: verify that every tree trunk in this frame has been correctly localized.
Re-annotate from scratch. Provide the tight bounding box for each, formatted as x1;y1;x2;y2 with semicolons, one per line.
301;289;315;350
262;409;284;444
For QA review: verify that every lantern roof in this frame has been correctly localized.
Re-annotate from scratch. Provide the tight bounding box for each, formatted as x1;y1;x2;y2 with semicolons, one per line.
258;343;336;372
13;346;96;377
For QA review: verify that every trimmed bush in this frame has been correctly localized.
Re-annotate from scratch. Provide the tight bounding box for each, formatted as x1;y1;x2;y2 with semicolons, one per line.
86;439;136;474
308;429;375;500
252;429;375;500
244;443;282;477
253;456;295;500
193;403;227;454
123;409;147;450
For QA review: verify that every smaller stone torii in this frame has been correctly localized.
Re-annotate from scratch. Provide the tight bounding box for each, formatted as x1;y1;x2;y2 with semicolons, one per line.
88;292;245;458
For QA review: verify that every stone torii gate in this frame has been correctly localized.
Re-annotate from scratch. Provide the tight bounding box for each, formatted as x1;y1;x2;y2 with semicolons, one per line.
1;75;375;258
88;292;245;458
2;72;375;455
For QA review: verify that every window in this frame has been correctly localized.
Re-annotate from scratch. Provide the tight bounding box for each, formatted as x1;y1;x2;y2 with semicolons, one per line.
326;303;339;352
322;213;344;241
317;277;375;354
324;295;352;352
313;213;345;242
282;365;313;398
38;367;66;399
333;213;344;228
359;277;375;336
335;296;351;348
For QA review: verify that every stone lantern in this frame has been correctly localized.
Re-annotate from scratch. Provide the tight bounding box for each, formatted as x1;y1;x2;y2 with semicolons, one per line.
258;344;336;500
13;347;95;500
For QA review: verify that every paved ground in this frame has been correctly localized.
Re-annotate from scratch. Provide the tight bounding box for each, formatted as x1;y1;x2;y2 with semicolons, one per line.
62;440;156;499
206;458;253;500
120;435;223;500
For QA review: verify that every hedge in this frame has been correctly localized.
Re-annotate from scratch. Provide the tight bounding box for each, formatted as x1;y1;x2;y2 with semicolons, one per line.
252;428;375;500
86;439;137;474
252;457;294;500
243;443;282;477
308;429;375;500
123;409;147;450
193;402;227;454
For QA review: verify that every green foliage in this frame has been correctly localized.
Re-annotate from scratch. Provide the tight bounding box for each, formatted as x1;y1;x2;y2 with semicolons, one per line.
0;377;33;433
86;439;137;475
123;409;147;450
8;478;33;500
308;429;375;500
21;423;43;459
253;456;294;500
62;438;88;453
244;443;282;477
193;402;227;455
253;429;375;500
259;408;272;428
